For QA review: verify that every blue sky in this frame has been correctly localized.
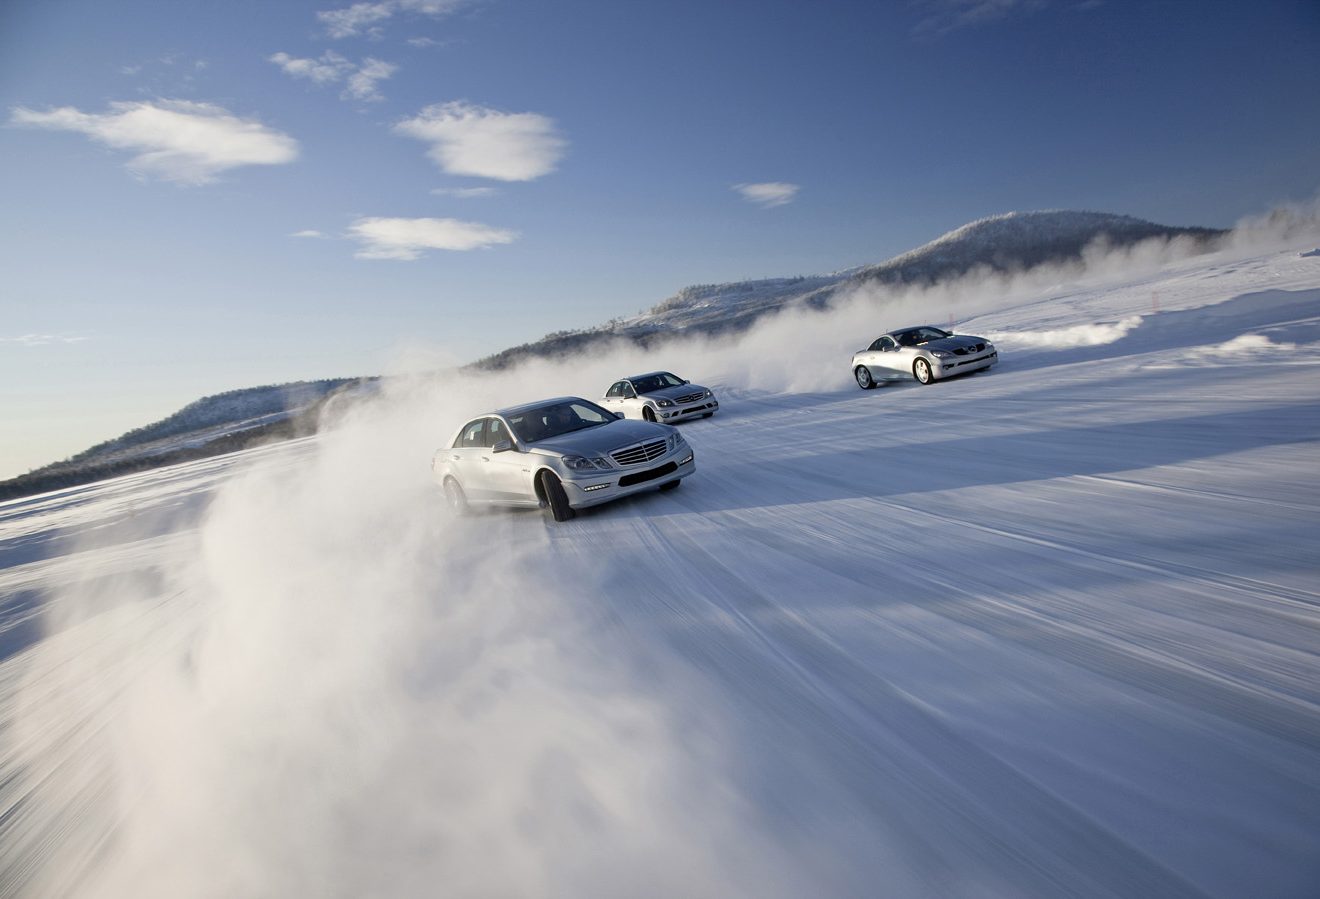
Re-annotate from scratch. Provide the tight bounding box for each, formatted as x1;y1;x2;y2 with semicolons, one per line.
3;0;1318;477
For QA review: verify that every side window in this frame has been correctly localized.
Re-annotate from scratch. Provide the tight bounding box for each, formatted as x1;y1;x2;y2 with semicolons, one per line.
622;381;636;398
458;419;486;448
486;417;506;446
606;382;624;398
880;336;897;351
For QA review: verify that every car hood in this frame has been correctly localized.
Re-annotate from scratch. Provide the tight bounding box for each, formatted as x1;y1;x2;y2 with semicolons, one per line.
922;334;989;352
643;384;709;401
531;419;672;456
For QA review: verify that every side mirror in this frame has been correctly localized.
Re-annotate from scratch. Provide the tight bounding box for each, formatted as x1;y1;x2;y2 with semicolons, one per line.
682;379;690;384
614;411;626;420
491;440;513;453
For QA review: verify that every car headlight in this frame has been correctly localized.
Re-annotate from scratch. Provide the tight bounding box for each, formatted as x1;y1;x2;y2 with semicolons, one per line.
666;432;686;452
656;399;674;407
932;350;954;359
703;390;712;398
562;455;611;471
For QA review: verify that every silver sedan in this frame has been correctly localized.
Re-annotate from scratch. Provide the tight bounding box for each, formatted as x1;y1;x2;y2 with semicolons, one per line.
851;325;998;388
601;371;719;423
432;396;695;522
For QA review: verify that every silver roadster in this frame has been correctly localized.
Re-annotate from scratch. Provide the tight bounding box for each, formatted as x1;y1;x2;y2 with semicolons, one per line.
601;371;719;422
851;325;998;388
432;396;695;522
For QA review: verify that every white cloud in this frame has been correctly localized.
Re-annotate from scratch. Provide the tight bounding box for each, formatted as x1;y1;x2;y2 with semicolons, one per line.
1;334;89;346
319;2;394;38
270;51;355;85
733;182;800;208
430;186;497;198
9;100;298;185
318;0;469;39
290;230;328;238
269;52;396;102
912;0;1049;36
348;216;517;259
395;101;566;182
344;57;398;101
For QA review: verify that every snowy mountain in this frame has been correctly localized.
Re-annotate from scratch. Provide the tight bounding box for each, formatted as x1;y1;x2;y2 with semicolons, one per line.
1;240;1317;896
475;210;1224;368
0;378;372;500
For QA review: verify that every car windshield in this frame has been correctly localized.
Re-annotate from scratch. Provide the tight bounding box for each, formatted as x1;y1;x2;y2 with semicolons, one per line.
508;399;616;442
894;327;950;346
631;372;684;394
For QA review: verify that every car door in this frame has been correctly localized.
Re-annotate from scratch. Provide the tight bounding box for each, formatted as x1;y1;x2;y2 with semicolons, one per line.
619;380;645;418
481;416;535;503
602;381;628;413
859;335;903;378
448;418;492;500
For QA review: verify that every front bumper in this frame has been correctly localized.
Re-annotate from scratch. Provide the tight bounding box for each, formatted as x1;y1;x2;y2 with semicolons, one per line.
932;350;997;377
563;450;696;509
656;398;719;422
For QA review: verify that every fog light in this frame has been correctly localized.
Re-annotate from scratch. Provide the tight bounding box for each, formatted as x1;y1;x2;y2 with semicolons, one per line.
679;454;693;465
583;482;610;492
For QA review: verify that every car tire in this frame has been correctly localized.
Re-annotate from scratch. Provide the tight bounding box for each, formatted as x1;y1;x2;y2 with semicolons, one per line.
659;479;680;491
443;478;468;516
855;366;875;390
643;407;656;422
539;470;575;522
913;358;934;385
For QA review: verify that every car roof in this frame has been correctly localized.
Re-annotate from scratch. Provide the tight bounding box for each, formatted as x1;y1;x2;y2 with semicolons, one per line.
492;396;588;417
621;371;673;382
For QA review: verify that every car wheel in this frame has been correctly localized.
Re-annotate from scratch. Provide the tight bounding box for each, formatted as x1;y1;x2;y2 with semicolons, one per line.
443;478;468;515
855;366;875;390
643;406;656;422
659;479;680;491
539;470;575;522
913;358;934;385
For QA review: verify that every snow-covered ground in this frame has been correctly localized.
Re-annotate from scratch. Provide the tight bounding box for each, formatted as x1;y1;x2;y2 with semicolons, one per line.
1;244;1318;897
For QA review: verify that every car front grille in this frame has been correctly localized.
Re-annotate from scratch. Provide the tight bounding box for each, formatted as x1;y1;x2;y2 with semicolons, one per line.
674;391;705;404
611;438;668;466
952;343;986;356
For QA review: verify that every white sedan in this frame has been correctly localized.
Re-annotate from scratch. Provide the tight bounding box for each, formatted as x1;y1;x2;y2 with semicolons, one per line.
601;371;719;422
432;396;695;522
851;325;998;388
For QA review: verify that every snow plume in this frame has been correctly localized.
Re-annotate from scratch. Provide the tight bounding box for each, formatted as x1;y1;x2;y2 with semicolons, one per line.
1226;194;1320;254
986;316;1143;349
1;376;815;899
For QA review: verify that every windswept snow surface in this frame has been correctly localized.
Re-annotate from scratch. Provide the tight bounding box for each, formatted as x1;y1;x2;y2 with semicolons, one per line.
2;246;1319;897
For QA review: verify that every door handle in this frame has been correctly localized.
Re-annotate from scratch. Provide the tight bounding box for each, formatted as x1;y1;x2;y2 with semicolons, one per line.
450;454;460;461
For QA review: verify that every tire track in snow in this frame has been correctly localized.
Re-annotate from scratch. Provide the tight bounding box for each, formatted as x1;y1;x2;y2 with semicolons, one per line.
606;511;1212;898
